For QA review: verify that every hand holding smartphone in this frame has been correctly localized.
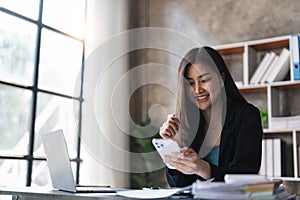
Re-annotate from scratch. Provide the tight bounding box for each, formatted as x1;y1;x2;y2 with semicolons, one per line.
152;138;181;169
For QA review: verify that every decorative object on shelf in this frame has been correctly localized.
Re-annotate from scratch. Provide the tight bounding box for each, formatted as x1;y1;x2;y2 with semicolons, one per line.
260;109;268;123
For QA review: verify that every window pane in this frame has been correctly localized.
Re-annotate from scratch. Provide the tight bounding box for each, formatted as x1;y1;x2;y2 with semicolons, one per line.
0;13;37;86
31;160;51;187
1;0;40;20
0;159;27;186
34;92;79;158
42;0;85;39
0;84;32;156
31;160;77;187
38;29;83;96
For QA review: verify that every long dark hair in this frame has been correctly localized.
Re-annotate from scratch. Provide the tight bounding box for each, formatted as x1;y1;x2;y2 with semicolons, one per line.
176;46;246;147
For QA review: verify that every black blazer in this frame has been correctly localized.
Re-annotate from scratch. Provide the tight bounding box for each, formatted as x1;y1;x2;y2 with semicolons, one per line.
166;103;263;187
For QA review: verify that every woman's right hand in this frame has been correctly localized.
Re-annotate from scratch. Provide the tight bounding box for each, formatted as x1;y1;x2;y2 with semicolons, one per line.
159;114;180;139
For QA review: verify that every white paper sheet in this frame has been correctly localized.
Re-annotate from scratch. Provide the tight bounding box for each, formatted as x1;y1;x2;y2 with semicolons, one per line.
116;188;182;199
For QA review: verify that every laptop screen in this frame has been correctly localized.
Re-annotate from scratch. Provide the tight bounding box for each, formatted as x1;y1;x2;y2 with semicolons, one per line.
42;129;77;192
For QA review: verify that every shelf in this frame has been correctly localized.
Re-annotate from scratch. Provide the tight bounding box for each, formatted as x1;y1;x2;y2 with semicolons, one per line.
215;46;244;55
263;129;295;134
239;85;267;93
272;177;300;182
248;38;289;51
215;34;300;181
271;80;300;89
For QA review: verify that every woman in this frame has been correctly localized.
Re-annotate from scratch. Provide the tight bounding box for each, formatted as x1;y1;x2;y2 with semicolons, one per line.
159;46;262;187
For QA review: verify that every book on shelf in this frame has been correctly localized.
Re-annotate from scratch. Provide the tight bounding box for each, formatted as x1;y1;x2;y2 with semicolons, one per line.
259;139;266;175
291;34;300;80
250;52;276;84
298;146;300;176
259;138;287;177
265;48;290;83
265;138;274;177
273;138;287;177
260;54;279;83
250;48;290;84
250;53;271;84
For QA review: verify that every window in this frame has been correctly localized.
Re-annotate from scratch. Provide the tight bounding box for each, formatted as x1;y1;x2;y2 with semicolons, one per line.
0;0;86;187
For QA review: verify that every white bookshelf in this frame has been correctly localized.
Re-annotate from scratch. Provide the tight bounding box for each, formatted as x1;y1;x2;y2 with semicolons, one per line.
214;35;300;180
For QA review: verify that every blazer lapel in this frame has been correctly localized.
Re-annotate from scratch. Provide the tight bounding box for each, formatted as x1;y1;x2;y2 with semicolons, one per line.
219;104;235;159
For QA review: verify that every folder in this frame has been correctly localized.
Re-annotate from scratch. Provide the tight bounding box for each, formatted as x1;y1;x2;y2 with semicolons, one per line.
272;138;287;177
266;48;290;83
259;139;266;176
265;139;274;177
260;54;279;83
250;53;270;84
252;52;276;84
290;34;300;80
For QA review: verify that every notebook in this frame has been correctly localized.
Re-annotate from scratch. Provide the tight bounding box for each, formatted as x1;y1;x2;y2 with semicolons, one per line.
42;129;120;193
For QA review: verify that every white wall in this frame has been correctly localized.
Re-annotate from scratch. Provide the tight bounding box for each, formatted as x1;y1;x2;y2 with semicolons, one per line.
80;0;130;187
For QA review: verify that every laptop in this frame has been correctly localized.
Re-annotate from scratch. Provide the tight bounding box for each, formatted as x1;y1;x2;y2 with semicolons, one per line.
42;129;120;193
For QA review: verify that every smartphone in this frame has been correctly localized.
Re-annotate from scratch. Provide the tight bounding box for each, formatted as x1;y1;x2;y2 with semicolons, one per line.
152;138;181;169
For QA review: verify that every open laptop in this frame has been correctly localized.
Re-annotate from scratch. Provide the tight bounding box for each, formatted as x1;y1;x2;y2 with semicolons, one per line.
42;129;120;193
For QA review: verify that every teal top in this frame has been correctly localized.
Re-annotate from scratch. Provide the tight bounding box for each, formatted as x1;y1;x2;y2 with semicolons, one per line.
205;146;220;166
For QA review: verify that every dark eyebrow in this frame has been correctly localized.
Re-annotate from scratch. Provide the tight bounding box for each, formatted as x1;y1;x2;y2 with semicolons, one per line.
186;73;210;80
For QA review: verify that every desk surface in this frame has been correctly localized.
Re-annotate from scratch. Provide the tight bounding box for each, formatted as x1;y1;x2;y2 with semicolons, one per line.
0;187;193;200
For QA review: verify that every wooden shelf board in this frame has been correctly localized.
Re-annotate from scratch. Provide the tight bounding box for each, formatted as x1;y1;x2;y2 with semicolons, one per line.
274;177;300;182
271;80;300;90
239;85;267;93
249;39;289;51
217;46;244;55
264;129;291;134
263;128;300;134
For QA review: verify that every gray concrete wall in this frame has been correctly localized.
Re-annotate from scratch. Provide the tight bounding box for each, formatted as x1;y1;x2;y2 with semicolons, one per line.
149;0;300;45
131;0;300;127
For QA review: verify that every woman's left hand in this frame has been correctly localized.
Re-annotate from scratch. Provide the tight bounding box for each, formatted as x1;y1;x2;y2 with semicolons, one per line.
164;147;211;180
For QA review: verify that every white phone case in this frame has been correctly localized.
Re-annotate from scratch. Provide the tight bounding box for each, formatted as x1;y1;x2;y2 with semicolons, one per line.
152;138;180;169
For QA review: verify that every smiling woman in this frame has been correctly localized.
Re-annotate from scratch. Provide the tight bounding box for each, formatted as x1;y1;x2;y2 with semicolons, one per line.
159;46;263;187
185;63;224;111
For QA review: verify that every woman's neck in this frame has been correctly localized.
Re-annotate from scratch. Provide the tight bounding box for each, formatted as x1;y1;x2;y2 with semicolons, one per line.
202;97;224;125
202;96;225;147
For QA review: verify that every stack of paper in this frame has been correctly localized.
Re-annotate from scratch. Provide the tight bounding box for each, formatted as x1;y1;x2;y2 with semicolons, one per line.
192;175;294;200
192;181;248;199
270;115;300;129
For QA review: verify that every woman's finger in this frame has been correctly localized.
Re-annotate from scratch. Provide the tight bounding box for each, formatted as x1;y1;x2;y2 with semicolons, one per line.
160;119;180;139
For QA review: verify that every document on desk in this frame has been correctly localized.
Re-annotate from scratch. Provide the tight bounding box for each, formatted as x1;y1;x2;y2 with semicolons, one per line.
116;188;183;199
116;178;212;199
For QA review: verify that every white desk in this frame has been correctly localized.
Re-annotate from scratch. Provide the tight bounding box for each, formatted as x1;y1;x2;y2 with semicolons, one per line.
0;187;193;200
0;187;117;200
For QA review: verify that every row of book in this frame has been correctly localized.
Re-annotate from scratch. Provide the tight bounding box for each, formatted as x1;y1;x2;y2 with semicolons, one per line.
250;48;290;84
250;34;300;84
259;138;286;177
